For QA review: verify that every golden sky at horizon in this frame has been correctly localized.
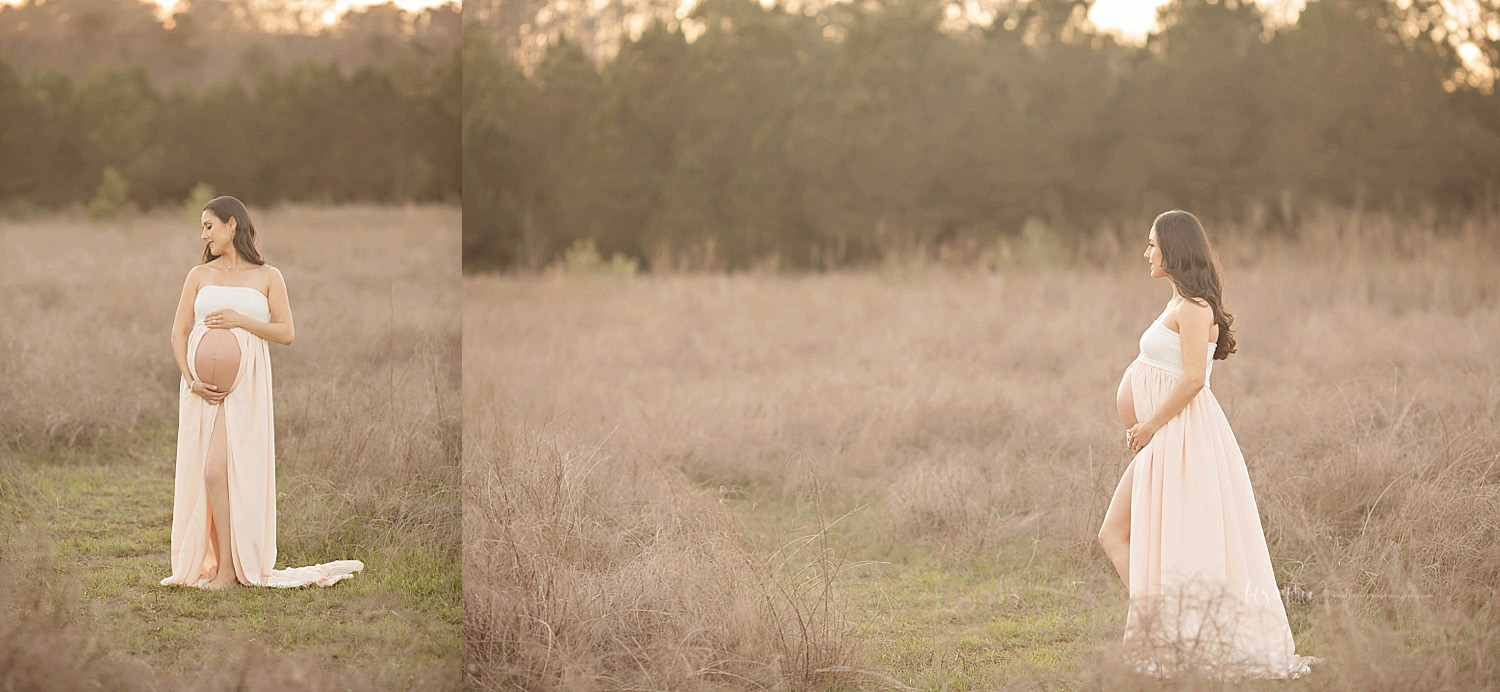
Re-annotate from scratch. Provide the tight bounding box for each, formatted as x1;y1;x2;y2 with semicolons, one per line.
6;0;1483;61
0;0;1285;39
0;0;455;25
1088;0;1199;39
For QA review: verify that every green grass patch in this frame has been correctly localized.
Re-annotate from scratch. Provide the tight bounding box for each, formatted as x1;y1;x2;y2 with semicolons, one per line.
0;430;459;689
732;491;1125;690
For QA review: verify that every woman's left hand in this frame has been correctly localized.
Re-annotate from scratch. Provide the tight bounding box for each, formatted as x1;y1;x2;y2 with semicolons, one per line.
1127;421;1157;453
205;309;246;330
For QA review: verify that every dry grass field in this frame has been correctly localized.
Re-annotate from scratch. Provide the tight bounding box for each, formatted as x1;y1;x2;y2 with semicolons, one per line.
464;208;1500;690
0;204;461;690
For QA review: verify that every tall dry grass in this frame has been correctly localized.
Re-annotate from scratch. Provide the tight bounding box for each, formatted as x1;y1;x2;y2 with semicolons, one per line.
0;204;460;685
468;208;1500;688
0;203;460;537
465;301;865;690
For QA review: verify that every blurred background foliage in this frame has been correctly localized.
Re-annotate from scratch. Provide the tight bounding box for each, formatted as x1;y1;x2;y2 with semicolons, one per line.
0;0;460;212
462;0;1500;272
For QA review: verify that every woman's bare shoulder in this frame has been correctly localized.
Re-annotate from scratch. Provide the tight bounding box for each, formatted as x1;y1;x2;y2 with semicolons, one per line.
1174;297;1214;320
1164;296;1214;330
1172;297;1219;341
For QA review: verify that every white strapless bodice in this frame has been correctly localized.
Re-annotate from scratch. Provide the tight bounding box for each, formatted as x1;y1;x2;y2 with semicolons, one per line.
1136;319;1216;385
194;285;271;325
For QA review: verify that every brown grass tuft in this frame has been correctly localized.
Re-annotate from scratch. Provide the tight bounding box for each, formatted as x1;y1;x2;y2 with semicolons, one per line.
463;281;863;690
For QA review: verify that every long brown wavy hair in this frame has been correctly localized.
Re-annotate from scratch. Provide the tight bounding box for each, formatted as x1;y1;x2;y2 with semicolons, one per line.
1154;210;1237;360
201;196;266;266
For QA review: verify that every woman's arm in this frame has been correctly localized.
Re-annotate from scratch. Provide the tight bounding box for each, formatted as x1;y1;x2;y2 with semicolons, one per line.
171;268;200;382
1142;299;1213;432
218;266;294;345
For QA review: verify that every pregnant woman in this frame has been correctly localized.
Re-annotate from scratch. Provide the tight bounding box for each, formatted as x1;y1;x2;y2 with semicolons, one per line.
1097;210;1319;678
161;196;362;589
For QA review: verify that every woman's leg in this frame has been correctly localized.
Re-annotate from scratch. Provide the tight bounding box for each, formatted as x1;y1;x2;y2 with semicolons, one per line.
1099;456;1134;587
202;406;238;589
193;329;241;590
1101;369;1138;586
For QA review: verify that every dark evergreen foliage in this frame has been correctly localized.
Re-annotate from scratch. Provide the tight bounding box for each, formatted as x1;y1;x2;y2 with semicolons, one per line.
465;0;1500;271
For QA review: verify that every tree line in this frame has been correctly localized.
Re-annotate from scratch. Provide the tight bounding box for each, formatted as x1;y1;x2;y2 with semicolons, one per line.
0;0;460;88
0;49;459;212
0;0;459;213
464;0;1500;272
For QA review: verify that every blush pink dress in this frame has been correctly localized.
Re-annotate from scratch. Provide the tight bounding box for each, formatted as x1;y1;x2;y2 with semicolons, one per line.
1121;318;1320;678
160;284;363;589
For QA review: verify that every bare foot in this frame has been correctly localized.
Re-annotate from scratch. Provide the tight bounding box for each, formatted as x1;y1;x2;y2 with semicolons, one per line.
199;573;240;590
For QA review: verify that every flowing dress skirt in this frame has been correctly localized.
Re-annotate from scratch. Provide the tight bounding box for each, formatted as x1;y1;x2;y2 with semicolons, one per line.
160;323;362;588
1123;358;1319;679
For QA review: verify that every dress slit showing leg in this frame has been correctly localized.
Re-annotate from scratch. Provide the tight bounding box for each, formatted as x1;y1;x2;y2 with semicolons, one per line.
162;324;363;589
206;399;232;582
1122;359;1318;679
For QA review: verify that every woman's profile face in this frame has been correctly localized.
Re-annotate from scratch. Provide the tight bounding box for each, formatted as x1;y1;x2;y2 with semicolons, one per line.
201;210;236;257
1144;226;1165;279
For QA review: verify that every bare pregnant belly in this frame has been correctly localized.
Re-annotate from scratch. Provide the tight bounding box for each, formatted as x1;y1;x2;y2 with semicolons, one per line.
194;329;241;395
1117;366;1137;428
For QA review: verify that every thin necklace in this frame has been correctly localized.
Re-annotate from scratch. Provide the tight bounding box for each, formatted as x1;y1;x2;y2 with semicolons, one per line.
222;232;238;270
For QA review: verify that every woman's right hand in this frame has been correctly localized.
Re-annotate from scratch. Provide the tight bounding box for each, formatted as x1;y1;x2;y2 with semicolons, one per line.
189;379;227;405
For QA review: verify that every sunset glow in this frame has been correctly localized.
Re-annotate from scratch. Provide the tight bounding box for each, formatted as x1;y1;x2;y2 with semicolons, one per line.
1089;0;1311;41
1088;0;1171;39
0;0;455;24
